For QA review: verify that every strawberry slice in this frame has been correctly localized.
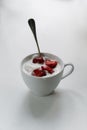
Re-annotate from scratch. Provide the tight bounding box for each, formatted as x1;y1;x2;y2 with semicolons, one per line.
45;59;57;68
41;66;54;74
33;56;44;64
32;68;46;77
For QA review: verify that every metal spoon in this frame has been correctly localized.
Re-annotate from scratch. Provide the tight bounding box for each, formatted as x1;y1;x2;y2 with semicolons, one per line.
28;18;41;56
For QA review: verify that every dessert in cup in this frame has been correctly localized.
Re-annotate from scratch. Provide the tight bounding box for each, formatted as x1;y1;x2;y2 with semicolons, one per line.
21;19;74;96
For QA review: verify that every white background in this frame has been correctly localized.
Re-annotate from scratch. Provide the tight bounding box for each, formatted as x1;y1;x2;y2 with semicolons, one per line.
0;0;87;130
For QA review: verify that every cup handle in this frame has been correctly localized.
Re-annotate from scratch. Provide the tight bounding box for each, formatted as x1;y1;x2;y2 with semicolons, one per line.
61;63;74;80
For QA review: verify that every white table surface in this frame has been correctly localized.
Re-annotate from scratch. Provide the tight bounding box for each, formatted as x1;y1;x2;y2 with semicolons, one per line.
0;0;87;130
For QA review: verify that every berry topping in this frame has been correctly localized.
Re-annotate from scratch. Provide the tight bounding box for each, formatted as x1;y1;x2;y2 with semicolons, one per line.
41;66;54;74
32;68;46;77
45;59;57;68
33;56;44;64
31;56;58;77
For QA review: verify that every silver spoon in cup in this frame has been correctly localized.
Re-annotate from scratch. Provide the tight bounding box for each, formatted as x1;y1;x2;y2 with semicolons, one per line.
28;18;41;56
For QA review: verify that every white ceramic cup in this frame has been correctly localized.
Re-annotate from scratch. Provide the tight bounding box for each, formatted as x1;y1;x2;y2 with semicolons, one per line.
21;53;74;96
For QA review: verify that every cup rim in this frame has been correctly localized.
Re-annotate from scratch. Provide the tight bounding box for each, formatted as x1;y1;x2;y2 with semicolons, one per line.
21;52;64;79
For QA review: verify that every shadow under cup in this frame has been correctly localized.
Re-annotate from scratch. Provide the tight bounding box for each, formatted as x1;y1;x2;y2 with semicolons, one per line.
21;53;74;96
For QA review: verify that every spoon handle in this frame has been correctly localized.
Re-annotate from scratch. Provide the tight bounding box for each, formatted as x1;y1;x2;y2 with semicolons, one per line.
28;18;41;56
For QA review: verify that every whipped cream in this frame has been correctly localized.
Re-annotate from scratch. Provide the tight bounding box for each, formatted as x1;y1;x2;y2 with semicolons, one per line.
23;55;61;77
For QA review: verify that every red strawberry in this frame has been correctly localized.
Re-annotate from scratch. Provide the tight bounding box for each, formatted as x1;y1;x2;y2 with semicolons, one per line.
32;68;46;77
45;59;57;68
33;56;44;64
41;66;54;74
